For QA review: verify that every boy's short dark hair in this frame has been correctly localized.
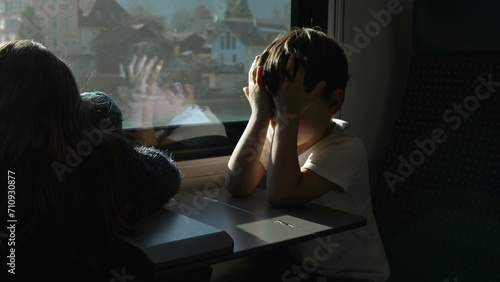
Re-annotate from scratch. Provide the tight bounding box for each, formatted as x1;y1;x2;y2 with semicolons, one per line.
160;59;201;90
260;27;349;100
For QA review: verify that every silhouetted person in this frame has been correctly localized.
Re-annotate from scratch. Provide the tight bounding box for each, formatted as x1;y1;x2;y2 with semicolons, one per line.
0;40;181;281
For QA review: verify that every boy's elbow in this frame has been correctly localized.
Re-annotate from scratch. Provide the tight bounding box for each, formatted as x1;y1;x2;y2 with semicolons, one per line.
226;182;253;197
267;196;284;207
267;190;306;207
267;194;296;207
225;174;252;197
227;188;251;197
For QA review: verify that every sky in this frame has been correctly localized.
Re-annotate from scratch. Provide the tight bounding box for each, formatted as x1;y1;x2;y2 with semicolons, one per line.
116;0;290;20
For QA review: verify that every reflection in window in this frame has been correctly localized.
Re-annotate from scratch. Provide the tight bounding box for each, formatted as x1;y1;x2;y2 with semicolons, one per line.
63;17;70;30
2;0;291;148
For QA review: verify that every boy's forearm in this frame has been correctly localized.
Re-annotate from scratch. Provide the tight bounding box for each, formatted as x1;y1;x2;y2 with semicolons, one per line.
124;102;145;129
137;128;157;146
226;112;269;196
267;115;302;205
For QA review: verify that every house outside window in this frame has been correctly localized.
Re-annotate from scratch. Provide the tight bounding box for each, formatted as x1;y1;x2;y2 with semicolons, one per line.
63;17;70;30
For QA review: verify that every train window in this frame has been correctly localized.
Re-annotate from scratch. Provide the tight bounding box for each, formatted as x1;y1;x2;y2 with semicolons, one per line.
1;0;334;161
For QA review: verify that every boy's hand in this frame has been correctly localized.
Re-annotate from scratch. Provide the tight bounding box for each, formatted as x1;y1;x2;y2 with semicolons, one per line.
120;55;164;102
273;54;325;116
243;56;273;117
120;55;164;128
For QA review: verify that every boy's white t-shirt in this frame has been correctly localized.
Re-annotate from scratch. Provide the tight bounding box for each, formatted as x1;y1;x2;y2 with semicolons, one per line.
260;119;390;281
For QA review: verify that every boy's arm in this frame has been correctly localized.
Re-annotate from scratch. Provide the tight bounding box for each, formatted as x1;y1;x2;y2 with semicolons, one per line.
135;100;158;146
226;57;272;196
226;111;269;196
267;120;341;206
121;56;163;146
266;55;340;206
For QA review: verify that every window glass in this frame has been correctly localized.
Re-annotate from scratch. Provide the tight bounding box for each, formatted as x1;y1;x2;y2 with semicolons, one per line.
0;0;291;150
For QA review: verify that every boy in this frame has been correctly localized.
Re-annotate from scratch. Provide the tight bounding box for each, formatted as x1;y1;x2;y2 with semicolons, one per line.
226;28;390;281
